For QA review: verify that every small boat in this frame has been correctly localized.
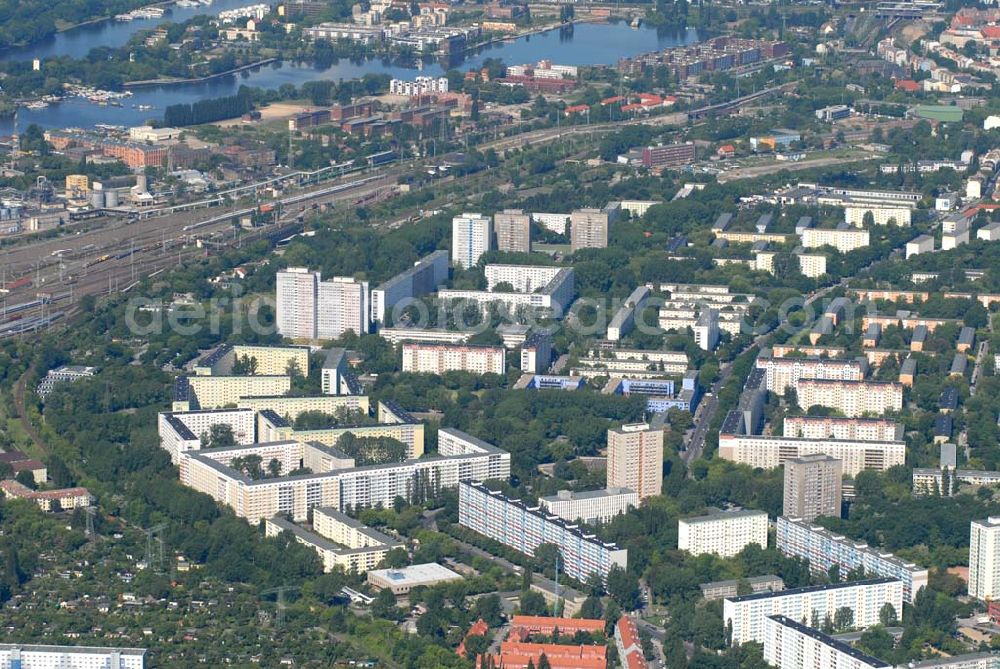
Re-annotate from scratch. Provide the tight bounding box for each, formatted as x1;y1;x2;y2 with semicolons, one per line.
25;101;48;110
138;104;154;111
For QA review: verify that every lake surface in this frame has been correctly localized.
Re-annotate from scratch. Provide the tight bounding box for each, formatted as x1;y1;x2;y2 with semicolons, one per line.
1;22;699;131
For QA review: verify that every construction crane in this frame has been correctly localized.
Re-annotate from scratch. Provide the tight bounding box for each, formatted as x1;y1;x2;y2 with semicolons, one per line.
260;585;300;629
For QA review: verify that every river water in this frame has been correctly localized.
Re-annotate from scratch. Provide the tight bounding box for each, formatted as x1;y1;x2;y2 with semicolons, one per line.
1;17;698;131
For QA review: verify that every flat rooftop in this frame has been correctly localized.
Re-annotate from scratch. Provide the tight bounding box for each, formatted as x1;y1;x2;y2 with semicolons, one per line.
367;562;461;586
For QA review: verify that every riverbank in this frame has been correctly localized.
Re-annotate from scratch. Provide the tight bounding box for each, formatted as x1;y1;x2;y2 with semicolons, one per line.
123;58;279;88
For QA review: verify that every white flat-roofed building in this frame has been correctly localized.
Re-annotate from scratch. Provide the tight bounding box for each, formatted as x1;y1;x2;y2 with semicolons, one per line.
370;250;449;329
520;333;551;374
782;416;903;442
907;234;935;258
797;253;828;278
178;429;510;523
801;227;871;253
389;75;449;96
236;394;368;421
693;309;720;351
158;408;256;464
844;205;912;227
458;480;628;584
265;513;399;574
678;509;768;558
401;343;506;375
776;516;928;602
904;653;1000;669
172;374;291;412
377;327;471;345
0;644;147;668
943;224;970;251
539;487;638;524
531;212;570;235
452;212;492;269
367;562;462;594
756;356;866;394
763;615;891;669
724;577;903;645
796;379;903;417
913;468;1000;495
36;365;96;398
485;264;561;293
438;265;576;317
718;434;904;476
194;344;310;377
970;516;1000;601
978;221;1000;242
700;575;785;601
607;286;651;341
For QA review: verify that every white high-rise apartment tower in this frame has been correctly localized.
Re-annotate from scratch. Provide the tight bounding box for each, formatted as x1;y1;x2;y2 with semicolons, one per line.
277;268;369;340
452;213;493;269
970;516;1000;600
276;268;317;339
318;277;369;339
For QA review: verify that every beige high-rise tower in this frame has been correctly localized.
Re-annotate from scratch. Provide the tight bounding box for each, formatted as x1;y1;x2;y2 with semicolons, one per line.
607;423;663;500
570;208;610;252
783;454;842;521
494;209;531;253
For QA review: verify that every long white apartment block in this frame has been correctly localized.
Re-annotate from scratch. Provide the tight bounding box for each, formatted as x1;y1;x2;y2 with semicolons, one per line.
763;615;891;669
370;250;449;329
401;343;506;375
776;516;928;603
724;577;903;645
458;480;627;584
782;416;903;442
377;328;472;345
539;487;638;524
678;509;768;558
796;379;903;417
235;395;369;421
178;428;510;524
438;265;576;317
913;468;1000;495
843;204;912;227
265;512;400;574
970;517;1000;601
256;400;425;459
904;653;1000;669
172;375;291;411
756;356;866;394
158;408;256;464
193;343;310;377
531;212;570;235
801;227;871;253
607;286;652;341
718;433;904;476
0;644;147;669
